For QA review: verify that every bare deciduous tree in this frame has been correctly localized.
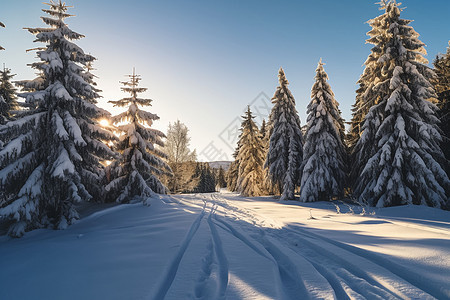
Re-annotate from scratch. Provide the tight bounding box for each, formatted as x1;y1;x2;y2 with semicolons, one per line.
165;120;197;192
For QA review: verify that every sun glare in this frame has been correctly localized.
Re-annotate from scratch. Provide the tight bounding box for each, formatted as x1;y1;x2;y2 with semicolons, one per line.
99;119;110;127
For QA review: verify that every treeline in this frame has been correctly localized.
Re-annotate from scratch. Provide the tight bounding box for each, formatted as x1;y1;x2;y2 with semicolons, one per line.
0;0;449;238
161;160;227;194
227;1;450;209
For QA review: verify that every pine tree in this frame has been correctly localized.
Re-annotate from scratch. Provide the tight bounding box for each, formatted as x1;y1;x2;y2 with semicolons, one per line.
226;160;239;191
0;67;19;124
354;1;449;208
205;165;216;192
216;166;227;188
260;119;267;141
0;0;115;237
348;1;396;180
105;69;171;203
300;60;347;202
261;118;275;194
433;41;450;175
266;67;303;200
194;163;216;193
236;107;265;197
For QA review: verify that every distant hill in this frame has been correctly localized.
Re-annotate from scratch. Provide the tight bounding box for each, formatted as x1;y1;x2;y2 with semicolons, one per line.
208;161;232;171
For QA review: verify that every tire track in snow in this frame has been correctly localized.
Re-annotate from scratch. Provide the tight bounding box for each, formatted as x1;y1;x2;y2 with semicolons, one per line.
150;199;207;300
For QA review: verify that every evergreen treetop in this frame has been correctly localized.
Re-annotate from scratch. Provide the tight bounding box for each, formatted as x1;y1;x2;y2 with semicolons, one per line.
0;67;19;124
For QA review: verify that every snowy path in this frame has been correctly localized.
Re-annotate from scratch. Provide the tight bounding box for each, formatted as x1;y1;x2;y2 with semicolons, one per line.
0;192;449;300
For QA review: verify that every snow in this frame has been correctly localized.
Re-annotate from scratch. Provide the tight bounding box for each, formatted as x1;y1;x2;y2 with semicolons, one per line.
0;191;449;299
63;111;86;146
53;111;69;140
51;147;75;177
0;132;32;160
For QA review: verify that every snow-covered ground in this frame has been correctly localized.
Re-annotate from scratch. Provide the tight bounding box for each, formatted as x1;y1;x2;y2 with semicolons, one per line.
1;191;449;300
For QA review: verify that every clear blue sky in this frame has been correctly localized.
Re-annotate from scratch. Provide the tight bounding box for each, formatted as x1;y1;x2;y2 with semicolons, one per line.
1;0;449;161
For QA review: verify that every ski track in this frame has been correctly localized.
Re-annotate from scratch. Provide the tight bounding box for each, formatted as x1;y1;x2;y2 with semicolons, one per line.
283;225;440;299
150;199;207;300
152;193;444;299
207;204;229;299
211;193;437;299
194;238;215;299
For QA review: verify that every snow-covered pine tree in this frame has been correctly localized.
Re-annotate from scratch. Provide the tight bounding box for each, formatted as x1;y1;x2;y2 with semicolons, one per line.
433;41;450;175
236;106;265;197
265;67;303;200
300;60;347;202
0;67;19;124
105;69;171;203
348;1;396;183
260;118;274;194
354;1;449;208
0;0;115;237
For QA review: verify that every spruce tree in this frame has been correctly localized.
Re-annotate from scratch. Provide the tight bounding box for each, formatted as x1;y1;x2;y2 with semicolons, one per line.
216;166;227;188
300;60;347;202
194;163;216;193
105;69;171;203
433;41;450;175
0;0;115;237
205;165;216;192
260;119;267;141
261;118;275;194
0;67;18;124
226;160;239;192
236;107;265;197
348;1;395;181
347;3;389;151
354;1;449;208
266;67;303;200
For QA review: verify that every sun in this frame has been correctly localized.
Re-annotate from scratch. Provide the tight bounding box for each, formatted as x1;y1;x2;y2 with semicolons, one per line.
99;119;110;127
